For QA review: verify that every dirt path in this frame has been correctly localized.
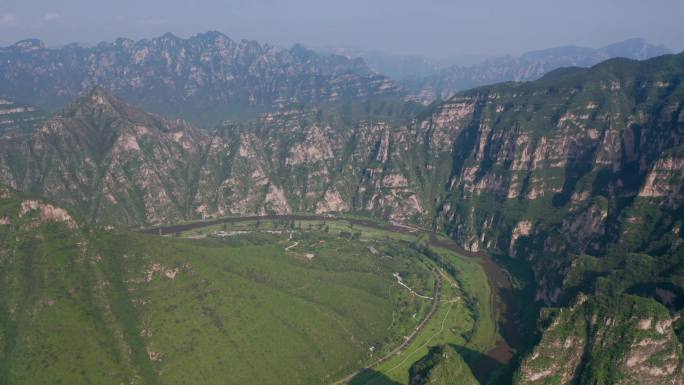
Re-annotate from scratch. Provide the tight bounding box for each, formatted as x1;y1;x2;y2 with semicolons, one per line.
364;270;458;385
331;270;442;385
141;215;521;381
393;273;434;300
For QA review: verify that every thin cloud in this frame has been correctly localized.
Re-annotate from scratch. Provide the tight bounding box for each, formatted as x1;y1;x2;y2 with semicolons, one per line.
0;12;17;27
43;13;61;22
141;18;167;25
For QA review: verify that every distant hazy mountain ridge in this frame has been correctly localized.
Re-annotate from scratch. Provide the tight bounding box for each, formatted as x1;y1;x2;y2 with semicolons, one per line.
406;38;672;102
0;48;682;385
0;31;399;126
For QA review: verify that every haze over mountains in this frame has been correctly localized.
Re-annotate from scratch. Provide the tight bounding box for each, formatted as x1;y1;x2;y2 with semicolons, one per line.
0;27;682;385
0;33;672;127
404;38;672;102
320;38;670;82
0;31;399;126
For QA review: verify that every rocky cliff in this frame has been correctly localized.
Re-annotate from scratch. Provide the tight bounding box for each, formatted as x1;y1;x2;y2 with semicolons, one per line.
0;50;683;385
515;294;683;385
0;32;399;126
0;88;432;225
430;54;684;305
1;53;683;265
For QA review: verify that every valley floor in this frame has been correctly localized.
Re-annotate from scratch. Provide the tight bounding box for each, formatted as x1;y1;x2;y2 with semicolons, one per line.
147;215;524;385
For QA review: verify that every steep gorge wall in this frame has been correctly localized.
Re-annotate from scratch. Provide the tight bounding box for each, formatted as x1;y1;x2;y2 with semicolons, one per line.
1;54;683;307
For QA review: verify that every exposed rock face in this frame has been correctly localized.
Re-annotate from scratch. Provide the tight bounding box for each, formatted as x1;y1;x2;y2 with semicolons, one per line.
19;199;77;229
426;54;684;304
0;89;429;224
515;295;684;385
509;220;532;256
315;188;349;214
0;32;400;126
639;153;684;202
0;87;212;225
205;105;430;222
0;53;682;308
407;38;671;103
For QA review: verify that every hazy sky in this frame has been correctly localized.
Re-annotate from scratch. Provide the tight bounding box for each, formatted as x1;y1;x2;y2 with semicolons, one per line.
0;0;682;58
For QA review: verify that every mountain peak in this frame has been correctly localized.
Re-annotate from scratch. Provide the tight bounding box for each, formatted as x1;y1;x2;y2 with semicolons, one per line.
52;86;194;144
0;32;400;126
64;86;152;126
84;86;118;106
10;39;46;52
161;32;179;39
598;37;671;59
194;30;229;41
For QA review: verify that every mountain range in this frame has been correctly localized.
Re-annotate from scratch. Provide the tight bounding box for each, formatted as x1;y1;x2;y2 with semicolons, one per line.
0;34;672;130
2;49;682;293
406;38;672;102
0;34;682;385
0;31;399;126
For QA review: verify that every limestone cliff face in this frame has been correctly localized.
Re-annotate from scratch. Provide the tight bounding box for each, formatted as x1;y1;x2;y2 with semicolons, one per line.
426;54;684;303
0;54;682;303
2;54;683;251
0;90;431;224
0;32;400;126
433;72;681;251
515;294;684;385
198;106;430;221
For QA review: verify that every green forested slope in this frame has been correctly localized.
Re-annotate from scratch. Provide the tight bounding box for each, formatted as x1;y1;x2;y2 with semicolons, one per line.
0;185;439;384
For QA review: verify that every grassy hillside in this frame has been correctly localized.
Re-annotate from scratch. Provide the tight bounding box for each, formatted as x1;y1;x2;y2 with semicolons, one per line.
0;186;450;384
408;344;480;385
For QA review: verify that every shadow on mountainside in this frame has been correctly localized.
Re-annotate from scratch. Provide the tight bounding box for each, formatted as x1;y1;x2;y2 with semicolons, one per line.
348;369;403;385
453;345;510;385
